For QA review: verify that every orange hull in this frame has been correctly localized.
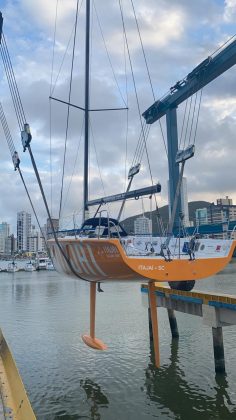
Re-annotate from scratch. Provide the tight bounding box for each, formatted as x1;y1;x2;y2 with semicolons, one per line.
48;238;236;283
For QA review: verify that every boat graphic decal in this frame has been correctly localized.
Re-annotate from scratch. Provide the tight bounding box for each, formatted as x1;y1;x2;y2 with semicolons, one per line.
86;244;107;277
69;245;92;275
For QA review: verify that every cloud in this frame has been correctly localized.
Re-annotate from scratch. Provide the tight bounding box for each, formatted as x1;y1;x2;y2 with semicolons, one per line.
0;0;236;234
224;0;236;22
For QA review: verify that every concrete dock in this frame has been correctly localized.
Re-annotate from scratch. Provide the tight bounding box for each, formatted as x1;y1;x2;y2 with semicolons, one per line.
141;283;236;373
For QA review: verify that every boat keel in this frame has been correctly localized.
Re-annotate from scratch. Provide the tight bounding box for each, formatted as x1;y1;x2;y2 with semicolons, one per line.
82;334;107;350
82;282;107;351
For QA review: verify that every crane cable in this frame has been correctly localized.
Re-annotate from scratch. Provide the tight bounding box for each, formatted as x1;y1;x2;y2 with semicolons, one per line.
0;102;48;251
119;0;153;183
130;0;168;158
121;0;165;235
0;32;88;281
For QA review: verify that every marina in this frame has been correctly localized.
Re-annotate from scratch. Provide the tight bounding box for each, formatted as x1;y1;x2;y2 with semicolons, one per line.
0;264;236;418
142;279;236;373
0;0;236;419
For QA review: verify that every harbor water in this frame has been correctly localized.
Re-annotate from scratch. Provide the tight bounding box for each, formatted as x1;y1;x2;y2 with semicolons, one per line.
0;261;236;419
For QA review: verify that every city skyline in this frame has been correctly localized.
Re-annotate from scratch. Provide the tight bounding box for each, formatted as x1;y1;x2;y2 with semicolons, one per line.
0;194;235;246
0;1;236;231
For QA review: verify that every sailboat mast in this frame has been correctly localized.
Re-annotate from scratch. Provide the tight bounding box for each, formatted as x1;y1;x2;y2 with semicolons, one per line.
83;0;90;222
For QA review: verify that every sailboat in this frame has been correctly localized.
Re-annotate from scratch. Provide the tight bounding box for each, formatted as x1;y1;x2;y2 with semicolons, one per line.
47;2;236;283
45;1;236;353
7;259;19;273
0;5;235;362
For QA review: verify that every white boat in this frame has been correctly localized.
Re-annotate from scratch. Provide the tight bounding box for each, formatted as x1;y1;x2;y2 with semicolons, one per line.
46;260;55;271
35;257;50;270
7;261;19;273
24;261;36;272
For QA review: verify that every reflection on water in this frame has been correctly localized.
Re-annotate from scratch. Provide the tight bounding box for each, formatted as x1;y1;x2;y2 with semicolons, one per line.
146;340;236;419
14;283;31;302
0;263;235;419
80;379;109;420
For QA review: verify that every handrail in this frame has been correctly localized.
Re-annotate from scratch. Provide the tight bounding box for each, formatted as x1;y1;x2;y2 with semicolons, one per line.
229;224;236;239
96;210;110;239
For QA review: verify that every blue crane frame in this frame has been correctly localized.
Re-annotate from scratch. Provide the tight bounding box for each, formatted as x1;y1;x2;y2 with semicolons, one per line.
143;38;236;230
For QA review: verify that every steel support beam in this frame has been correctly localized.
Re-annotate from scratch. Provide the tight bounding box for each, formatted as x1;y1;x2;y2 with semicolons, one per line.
166;107;181;229
86;183;161;207
143;39;236;124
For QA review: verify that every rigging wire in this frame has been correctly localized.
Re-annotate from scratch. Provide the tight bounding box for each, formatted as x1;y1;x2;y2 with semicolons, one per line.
188;91;199;146
118;0;151;171
193;88;203;145
0;34;88;281
182;94;193;150
89;119;107;199
130;0;168;157
0;34;26;130
50;0;84;97
60;116;85;216
124;22;129;191
179;98;188;149
59;0;80;219
49;0;59;215
130;0;155;101
0;102;47;249
93;1;127;107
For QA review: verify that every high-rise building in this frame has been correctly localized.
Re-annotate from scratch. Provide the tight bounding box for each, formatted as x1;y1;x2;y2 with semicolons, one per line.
134;216;152;235
46;218;59;238
195;197;236;226
180;177;190;226
29;225;45;253
17;211;31;252
195;208;208;225
217;196;233;206
0;222;10;253
168;177;190;226
5;234;16;255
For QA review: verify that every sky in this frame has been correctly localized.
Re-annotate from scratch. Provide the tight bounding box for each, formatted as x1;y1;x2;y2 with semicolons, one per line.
0;0;236;233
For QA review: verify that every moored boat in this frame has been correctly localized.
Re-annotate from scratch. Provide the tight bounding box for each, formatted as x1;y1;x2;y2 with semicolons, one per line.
35;257;49;271
7;261;19;273
46;260;55;271
24;261;36;272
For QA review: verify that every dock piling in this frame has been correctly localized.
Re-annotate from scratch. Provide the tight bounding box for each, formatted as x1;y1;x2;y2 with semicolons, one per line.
148;283;160;368
212;327;225;374
167;309;179;338
148;307;153;342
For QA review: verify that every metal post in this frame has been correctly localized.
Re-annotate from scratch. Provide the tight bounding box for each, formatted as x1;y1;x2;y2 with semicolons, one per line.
167;309;179;338
166;107;181;231
148;307;153;342
212;327;225;374
83;0;90;222
148;283;160;367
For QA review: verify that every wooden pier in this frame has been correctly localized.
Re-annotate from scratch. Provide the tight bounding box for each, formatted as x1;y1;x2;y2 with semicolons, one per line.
141;283;236;373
